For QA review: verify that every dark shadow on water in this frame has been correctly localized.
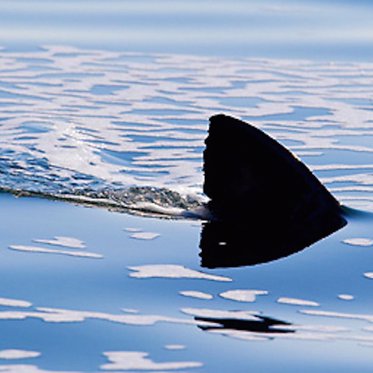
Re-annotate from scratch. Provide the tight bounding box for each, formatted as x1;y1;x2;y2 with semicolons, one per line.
196;315;294;335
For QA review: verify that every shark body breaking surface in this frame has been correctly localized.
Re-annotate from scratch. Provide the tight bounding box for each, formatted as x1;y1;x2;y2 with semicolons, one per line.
3;112;350;268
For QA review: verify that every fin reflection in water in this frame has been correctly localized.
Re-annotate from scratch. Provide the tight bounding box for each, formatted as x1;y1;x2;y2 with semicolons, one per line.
200;114;347;268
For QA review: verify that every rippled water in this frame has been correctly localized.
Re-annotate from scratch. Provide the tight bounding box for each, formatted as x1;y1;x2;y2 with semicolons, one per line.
1;46;373;213
1;42;373;372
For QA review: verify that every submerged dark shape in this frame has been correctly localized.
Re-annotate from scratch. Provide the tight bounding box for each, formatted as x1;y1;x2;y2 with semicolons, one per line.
200;114;347;268
196;314;294;335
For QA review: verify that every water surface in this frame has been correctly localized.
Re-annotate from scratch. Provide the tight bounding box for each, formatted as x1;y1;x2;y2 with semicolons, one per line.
0;3;373;370
1;193;373;372
1;47;373;213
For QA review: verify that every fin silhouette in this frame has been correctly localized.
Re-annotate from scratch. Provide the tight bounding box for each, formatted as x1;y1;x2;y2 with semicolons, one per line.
200;114;347;268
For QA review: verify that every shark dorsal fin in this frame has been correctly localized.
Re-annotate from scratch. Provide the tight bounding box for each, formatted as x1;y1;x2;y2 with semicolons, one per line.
200;114;347;268
204;114;341;221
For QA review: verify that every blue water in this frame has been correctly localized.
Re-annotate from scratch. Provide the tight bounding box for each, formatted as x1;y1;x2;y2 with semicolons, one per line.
0;48;372;212
0;1;373;372
1;193;373;372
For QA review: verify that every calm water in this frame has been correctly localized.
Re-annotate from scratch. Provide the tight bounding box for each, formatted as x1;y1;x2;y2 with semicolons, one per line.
1;1;373;372
0;194;373;372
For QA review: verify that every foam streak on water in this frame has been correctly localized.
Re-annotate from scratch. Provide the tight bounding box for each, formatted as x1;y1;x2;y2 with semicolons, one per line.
1;46;373;211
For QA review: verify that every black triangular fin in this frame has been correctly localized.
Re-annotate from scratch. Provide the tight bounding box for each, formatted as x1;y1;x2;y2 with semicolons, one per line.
200;114;347;268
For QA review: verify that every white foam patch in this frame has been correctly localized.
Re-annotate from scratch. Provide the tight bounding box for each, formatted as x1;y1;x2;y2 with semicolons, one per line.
0;350;40;360
129;232;160;240
33;236;86;249
8;245;103;259
343;238;373;247
277;297;320;307
207;326;373;344
206;329;270;342
128;264;232;282
300;309;373;323
0;366;81;373
124;228;142;232
0;306;214;327
220;289;268;303
0;297;32;308
164;345;186;350
101;351;202;370
181;307;260;321
179;291;213;300
338;294;354;301
364;272;373;279
270;324;350;333
132;202;184;217
210;328;340;342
